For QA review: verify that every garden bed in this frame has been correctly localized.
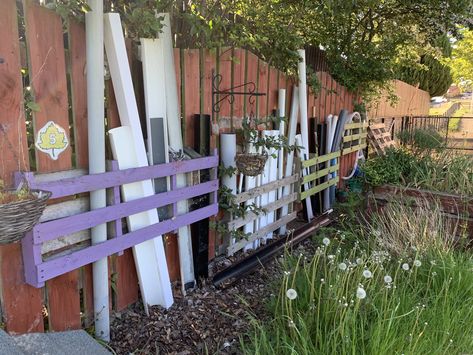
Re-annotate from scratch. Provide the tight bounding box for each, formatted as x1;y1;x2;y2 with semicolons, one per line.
370;184;473;237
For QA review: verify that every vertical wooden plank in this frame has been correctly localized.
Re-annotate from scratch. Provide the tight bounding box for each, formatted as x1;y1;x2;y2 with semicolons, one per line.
24;0;81;331
68;19;97;326
0;3;44;331
267;67;279;117
218;47;232;125
232;48;246;119
68;20;87;169
24;0;72;172
320;72;327;122
184;49;200;147
258;59;268;118
165;234;180;281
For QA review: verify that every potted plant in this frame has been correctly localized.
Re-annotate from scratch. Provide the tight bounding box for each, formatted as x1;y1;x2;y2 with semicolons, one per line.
0;179;51;244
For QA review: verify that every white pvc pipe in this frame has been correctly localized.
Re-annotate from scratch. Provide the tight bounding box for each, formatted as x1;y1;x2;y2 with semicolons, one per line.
259;130;271;242
297;50;313;220
323;115;333;211
159;13;194;290
266;130;278;240
279;87;299;235
277;89;286;201
86;0;108;341
243;143;257;252
220;134;237;246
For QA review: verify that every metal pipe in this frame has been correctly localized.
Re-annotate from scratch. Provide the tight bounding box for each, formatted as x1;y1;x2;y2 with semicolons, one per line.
213;211;333;288
86;0;109;341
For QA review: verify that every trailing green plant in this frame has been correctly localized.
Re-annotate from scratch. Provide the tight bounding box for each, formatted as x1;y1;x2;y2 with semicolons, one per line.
242;202;473;354
240;116;300;157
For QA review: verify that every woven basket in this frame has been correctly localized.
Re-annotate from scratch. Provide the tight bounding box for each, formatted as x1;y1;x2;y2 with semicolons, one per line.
235;153;268;176
0;189;51;244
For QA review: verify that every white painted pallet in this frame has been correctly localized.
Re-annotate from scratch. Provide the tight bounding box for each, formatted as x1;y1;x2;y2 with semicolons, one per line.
104;13;173;312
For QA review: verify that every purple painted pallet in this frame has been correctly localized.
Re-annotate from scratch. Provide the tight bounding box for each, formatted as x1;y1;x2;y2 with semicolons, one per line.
16;150;219;288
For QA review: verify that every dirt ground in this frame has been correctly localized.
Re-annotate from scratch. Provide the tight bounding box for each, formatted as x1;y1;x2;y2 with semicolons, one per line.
109;236;316;355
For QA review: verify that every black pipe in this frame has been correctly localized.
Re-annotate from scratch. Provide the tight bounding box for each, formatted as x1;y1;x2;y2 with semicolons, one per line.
212;211;333;288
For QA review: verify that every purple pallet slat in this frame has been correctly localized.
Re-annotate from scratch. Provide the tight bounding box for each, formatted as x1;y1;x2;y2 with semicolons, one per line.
30;204;218;286
22;155;218;199
34;180;218;243
18;152;220;288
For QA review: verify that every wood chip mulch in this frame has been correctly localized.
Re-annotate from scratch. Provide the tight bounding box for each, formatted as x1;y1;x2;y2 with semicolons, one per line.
109;238;316;355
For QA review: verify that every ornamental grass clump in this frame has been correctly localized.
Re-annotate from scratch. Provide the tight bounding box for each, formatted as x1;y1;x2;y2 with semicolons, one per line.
242;206;473;354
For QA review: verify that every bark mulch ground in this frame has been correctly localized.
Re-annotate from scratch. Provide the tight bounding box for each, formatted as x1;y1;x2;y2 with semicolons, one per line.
109;237;317;355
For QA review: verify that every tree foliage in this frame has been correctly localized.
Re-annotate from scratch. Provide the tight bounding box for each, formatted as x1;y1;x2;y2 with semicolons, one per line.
47;0;473;101
448;28;473;91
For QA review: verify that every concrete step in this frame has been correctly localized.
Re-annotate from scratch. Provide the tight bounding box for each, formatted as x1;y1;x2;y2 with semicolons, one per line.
12;330;110;355
0;329;25;355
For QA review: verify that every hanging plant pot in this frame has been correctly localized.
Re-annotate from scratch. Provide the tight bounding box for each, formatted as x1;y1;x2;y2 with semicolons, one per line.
0;189;51;244
235;152;268;176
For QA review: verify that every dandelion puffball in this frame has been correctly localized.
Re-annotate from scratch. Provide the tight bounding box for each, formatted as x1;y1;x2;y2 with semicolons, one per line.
322;237;330;246
338;262;348;271
384;275;393;283
413;260;422;267
362;269;373;278
356;287;367;299
402;263;410;271
286;288;298;300
356;258;363;265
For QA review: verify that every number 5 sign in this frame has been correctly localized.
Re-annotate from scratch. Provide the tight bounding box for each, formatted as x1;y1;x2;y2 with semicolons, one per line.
35;121;69;160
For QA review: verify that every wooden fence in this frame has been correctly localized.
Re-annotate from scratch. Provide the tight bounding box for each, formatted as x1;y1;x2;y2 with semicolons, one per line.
0;0;359;334
368;80;431;118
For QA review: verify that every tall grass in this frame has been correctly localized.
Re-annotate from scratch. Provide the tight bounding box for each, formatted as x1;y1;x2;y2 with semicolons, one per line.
242;205;473;354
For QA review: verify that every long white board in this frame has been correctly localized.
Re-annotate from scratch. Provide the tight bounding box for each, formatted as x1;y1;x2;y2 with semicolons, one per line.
104;13;173;312
157;13;195;289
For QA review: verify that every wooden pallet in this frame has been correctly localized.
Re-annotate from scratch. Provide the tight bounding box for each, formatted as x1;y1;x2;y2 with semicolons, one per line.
367;122;397;155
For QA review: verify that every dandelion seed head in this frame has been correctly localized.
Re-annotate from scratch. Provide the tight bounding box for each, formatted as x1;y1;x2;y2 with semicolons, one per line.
356;287;367;299
339;262;348;271
328;254;335;260
286;288;298;300
363;269;373;279
356;258;363;265
322;237;330;246
402;263;410;271
384;275;393;283
413;260;422;267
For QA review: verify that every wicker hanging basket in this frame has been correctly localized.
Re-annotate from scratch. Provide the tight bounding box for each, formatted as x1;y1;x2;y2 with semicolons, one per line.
235;152;268;176
0;189;51;244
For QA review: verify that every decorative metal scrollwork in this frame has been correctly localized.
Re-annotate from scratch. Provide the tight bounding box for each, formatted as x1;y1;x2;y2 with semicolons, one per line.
211;70;266;114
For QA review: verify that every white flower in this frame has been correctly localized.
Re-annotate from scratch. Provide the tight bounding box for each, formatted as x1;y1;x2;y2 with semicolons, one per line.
384;275;393;283
362;269;373;279
413;260;422;267
356;287;367;299
322;237;330;246
338;262;348;271
430;260;437;266
286;288;298;300
328;254;335;260
356;258;363;265
402;263;410;271
288;320;296;328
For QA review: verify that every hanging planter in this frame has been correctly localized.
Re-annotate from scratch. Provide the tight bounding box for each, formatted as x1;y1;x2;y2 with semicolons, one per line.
235;152;268;176
0;183;51;244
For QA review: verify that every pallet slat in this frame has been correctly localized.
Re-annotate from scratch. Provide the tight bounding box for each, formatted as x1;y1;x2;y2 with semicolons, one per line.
228;192;297;230
227;211;298;255
300;176;340;200
302;151;341;168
